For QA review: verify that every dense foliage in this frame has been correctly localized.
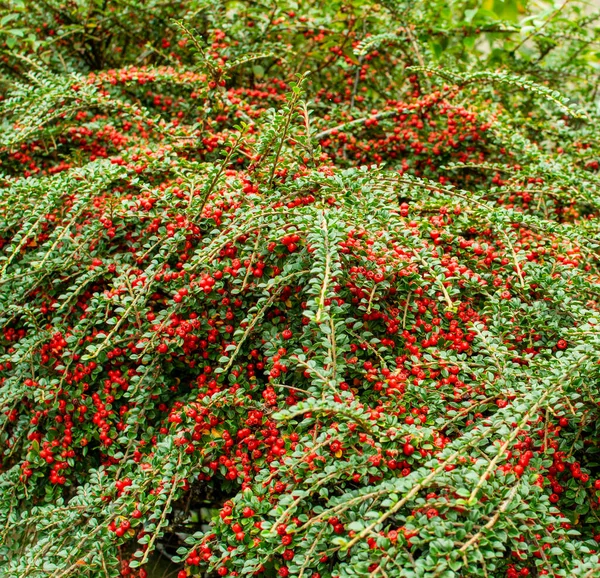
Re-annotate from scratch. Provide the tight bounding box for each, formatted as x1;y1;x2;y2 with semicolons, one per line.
1;1;600;577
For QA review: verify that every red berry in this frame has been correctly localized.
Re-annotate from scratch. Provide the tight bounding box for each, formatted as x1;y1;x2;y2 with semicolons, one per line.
403;443;415;456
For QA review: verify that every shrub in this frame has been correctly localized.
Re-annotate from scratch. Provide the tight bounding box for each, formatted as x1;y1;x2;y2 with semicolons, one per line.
1;1;600;577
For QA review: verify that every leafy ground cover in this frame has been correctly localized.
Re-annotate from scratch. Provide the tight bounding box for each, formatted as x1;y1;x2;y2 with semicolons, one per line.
1;1;600;577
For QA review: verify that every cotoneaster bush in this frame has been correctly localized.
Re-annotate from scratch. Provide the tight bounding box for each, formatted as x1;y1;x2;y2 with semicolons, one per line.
0;1;600;577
